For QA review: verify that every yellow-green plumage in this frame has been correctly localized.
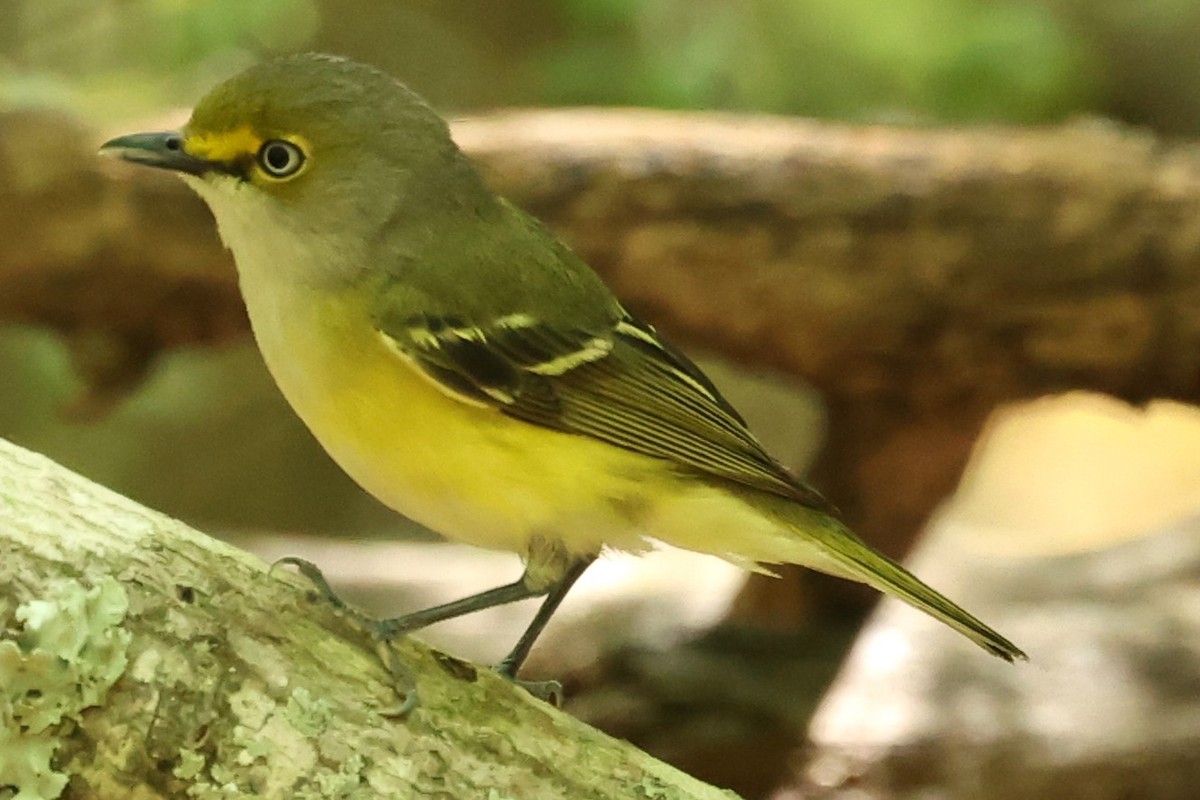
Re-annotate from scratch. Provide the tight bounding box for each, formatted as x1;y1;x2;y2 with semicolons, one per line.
102;53;1025;665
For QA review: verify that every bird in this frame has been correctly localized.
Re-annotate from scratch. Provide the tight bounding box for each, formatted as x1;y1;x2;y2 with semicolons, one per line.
100;53;1025;693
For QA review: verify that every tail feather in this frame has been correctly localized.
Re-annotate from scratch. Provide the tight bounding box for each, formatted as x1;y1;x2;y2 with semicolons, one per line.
654;483;1026;661
787;509;1027;662
834;540;1027;662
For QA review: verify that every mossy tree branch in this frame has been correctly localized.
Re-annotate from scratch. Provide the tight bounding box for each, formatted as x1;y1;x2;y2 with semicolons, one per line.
0;437;739;800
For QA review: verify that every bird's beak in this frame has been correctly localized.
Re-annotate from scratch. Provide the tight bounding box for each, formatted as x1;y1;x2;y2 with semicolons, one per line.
99;131;234;177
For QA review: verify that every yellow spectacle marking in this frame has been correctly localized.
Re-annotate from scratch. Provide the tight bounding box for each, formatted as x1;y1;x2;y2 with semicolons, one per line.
184;127;262;163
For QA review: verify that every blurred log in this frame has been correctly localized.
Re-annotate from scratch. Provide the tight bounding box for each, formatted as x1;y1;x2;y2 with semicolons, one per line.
0;437;737;800
3;106;1200;618
792;513;1200;800
0;109;245;417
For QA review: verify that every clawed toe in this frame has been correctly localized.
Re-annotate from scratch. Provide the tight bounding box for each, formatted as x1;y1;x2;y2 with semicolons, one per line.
275;556;420;714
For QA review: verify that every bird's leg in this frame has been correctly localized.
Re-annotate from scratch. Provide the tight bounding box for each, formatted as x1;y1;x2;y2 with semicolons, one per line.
496;557;593;678
276;555;548;638
276;552;595;706
494;557;593;706
374;578;544;636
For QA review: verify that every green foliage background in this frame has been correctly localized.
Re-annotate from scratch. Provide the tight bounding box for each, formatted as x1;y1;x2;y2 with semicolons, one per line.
4;0;1195;130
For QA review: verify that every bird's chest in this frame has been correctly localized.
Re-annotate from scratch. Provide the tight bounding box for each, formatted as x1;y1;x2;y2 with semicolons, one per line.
237;268;646;554
237;270;451;485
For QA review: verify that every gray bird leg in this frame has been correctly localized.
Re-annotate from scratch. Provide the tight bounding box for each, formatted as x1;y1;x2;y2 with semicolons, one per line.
275;553;595;707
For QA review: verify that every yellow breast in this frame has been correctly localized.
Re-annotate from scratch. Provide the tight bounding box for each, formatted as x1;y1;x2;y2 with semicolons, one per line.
242;279;665;556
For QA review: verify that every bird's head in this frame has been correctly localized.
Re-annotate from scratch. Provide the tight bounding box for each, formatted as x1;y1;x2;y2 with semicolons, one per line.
101;53;491;285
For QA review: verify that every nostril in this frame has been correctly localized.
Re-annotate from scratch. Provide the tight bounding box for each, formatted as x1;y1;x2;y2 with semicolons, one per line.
165;135;182;151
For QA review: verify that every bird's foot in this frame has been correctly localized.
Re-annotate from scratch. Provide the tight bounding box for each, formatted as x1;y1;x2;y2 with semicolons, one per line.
273;556;419;715
494;658;564;707
506;676;564;707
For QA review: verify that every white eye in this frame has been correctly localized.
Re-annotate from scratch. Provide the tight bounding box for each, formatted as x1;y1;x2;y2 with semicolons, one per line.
257;140;305;178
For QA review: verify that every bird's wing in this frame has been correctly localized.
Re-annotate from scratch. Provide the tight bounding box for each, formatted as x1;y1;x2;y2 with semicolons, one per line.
376;308;833;510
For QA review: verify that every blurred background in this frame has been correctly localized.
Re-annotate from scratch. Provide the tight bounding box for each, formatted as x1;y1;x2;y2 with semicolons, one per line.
3;1;1200;798
13;0;1200;128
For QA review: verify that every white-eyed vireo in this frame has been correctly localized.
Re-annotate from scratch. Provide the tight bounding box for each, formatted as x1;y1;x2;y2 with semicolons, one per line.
101;54;1024;688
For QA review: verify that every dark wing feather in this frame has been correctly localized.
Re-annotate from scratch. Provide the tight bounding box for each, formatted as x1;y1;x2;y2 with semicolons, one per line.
378;311;833;511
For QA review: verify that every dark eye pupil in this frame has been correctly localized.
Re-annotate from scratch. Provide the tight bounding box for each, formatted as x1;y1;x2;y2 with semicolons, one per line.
259;140;304;177
266;144;291;170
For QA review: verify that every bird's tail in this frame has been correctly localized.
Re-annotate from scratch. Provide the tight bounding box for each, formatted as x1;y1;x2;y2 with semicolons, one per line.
773;503;1027;662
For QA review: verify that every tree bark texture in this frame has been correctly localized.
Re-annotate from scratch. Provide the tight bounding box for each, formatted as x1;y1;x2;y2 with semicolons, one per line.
3;106;1198;612
0;437;739;799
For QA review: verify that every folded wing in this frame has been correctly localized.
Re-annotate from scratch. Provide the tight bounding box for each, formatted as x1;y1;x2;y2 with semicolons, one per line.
376;308;833;512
